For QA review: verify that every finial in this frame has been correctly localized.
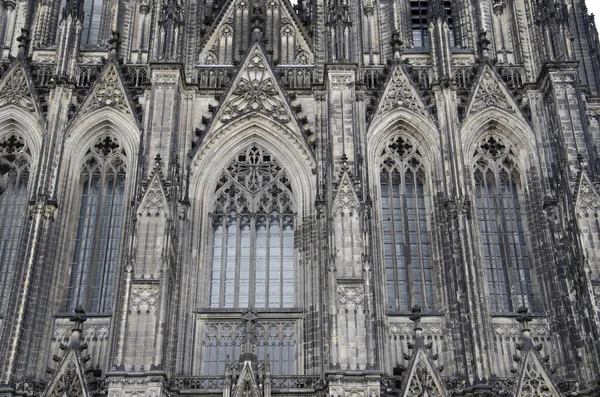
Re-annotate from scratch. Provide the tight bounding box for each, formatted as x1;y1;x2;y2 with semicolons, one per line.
109;31;121;58
516;306;534;348
17;29;30;56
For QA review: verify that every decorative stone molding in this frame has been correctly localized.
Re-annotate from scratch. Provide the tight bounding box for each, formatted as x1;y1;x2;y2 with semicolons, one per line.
329;73;354;90
221;46;290;124
468;67;515;116
333;173;360;214
138;173;169;217
0;67;36;112
376;66;428;118
129;285;159;313
337;285;365;309
78;63;133;117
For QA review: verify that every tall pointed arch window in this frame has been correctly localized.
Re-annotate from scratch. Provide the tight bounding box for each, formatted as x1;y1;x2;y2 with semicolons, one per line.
81;0;103;46
0;134;30;314
379;136;434;313
66;135;126;313
473;136;535;313
209;145;295;309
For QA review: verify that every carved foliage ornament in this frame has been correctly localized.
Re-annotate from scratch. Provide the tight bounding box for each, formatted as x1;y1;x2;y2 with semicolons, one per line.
139;174;168;216
406;359;444;397
222;50;290;123
333;174;360;214
337;285;364;308
0;68;36;112
84;65;130;115
378;67;427;117
48;362;86;397
130;285;159;312
470;71;512;115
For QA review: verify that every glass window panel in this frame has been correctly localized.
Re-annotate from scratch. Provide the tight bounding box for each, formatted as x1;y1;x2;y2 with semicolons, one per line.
380;144;434;313
474;143;535;313
0;157;29;314
66;137;127;314
209;145;295;309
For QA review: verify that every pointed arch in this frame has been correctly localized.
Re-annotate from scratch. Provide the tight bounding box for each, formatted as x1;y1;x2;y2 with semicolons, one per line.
64;107;141;168
56;111;140;314
0;108;42;315
461;109;538;171
368;109;442;174
0;106;44;164
191;115;316;218
368;112;441;314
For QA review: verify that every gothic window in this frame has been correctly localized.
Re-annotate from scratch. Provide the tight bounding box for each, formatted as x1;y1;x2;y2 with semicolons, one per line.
410;0;454;48
473;136;535;313
66;135;126;313
379;136;434;313
81;0;103;46
0;134;30;314
202;321;296;376
209;145;294;309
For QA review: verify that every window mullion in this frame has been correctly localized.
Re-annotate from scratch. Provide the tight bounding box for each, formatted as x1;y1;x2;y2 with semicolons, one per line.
414;170;427;311
219;215;227;308
249;213;257;307
402;167;414;311
494;167;515;312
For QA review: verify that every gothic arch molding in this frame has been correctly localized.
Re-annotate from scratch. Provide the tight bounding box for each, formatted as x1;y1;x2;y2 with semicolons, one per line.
191;115;316;217
50;110;140;317
367;109;441;171
461;109;538;172
0;106;44;165
64;108;141;167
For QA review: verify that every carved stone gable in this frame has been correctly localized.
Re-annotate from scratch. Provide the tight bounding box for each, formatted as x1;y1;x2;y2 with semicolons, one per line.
78;62;134;117
401;350;446;397
220;44;291;124
44;341;91;397
0;62;37;112
575;172;600;214
231;361;261;397
333;173;360;214
375;65;429;119
515;352;561;397
138;173;169;217
467;65;519;117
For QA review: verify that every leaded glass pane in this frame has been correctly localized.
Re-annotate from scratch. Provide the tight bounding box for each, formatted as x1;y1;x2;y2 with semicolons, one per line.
66;135;126;313
380;136;435;313
0;134;30;315
210;145;294;309
81;0;103;45
474;136;535;313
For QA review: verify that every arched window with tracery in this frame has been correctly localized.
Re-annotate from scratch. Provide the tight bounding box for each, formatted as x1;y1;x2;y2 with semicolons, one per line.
209;144;294;309
66;135;126;313
379;136;434;313
0;134;30;314
473;136;535;313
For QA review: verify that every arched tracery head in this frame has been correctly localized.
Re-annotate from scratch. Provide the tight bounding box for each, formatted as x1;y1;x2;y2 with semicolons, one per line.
213;144;293;215
473;135;520;184
378;134;434;313
380;135;425;179
0;133;31;171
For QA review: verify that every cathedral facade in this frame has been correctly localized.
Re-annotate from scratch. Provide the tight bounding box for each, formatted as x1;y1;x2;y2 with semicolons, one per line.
0;0;599;395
